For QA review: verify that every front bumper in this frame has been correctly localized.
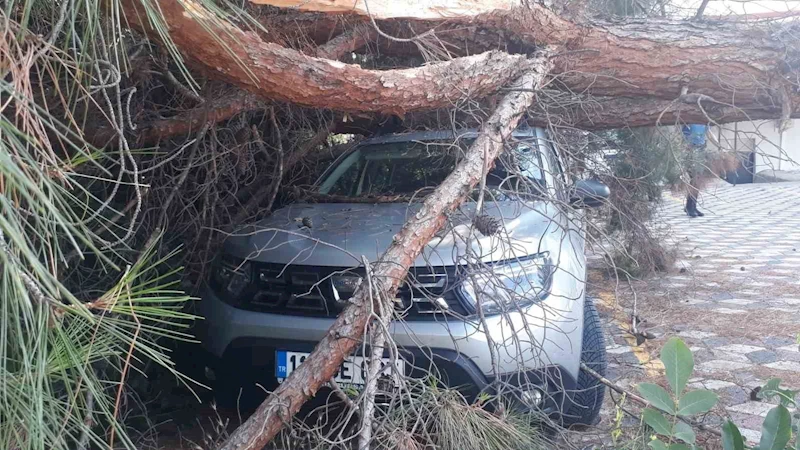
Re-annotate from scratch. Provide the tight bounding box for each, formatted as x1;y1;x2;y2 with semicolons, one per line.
195;283;582;413
198;335;577;416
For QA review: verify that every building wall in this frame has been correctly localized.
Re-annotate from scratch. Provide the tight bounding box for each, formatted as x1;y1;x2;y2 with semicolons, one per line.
712;120;800;174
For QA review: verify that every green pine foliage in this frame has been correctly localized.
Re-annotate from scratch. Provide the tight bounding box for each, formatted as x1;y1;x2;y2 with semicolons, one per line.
1;1;197;448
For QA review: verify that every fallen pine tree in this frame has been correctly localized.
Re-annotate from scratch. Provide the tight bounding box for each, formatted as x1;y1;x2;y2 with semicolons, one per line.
112;0;799;448
119;0;799;134
3;0;800;449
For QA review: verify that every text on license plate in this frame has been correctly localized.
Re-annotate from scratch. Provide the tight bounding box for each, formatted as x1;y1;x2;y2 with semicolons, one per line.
275;350;404;386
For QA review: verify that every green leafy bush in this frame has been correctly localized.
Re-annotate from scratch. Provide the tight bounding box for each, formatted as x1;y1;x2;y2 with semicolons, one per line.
721;377;798;450
640;338;799;450
638;337;718;449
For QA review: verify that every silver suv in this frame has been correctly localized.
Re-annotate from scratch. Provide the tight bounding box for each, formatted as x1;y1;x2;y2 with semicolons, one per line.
196;128;610;426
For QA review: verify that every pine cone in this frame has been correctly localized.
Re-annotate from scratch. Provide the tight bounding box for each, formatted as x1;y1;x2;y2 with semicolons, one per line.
473;214;501;236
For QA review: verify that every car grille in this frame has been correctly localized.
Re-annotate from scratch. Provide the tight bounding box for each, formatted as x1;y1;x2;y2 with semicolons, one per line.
233;263;468;319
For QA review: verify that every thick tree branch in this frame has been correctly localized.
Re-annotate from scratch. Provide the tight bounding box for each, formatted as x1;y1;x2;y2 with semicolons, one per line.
87;21;380;148
217;57;552;450
331;92;800;132
115;0;800;130
532;94;800;129
120;0;535;116
138;91;261;144
248;0;799;116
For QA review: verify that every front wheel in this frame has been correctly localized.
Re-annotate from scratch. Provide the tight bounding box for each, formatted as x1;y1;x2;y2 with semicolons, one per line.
562;297;607;427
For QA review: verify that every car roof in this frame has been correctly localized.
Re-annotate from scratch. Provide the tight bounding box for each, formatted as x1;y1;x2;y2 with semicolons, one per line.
358;128;542;146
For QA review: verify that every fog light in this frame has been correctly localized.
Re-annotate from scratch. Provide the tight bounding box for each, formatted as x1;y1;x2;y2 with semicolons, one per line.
519;388;543;408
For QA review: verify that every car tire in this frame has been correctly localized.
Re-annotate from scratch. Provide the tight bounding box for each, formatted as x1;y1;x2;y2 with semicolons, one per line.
562;297;607;427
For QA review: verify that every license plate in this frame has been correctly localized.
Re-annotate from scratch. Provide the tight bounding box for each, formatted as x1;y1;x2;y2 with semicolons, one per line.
275;350;404;386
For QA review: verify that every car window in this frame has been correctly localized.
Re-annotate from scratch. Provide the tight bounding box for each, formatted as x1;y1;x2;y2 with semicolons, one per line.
319;139;547;198
358;146;459;196
514;142;545;181
322;150;364;196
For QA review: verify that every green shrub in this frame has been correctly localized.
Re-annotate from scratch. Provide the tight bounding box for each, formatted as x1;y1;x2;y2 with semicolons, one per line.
640;338;799;450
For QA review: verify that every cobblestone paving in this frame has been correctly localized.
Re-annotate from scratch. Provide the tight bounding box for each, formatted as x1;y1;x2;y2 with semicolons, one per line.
596;180;800;442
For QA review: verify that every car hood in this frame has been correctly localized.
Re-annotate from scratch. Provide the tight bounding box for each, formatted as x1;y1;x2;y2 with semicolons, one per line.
224;201;564;267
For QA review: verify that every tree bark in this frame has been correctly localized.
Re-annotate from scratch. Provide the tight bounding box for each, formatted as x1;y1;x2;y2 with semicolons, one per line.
85;22;382;148
120;0;535;116
315;24;377;60
216;58;551;450
531;93;800;129
245;0;799;118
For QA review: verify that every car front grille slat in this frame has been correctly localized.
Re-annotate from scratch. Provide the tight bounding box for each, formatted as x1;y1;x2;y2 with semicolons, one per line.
240;264;466;319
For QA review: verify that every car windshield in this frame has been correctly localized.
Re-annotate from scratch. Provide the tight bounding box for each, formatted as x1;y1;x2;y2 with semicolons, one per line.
318;138;546;198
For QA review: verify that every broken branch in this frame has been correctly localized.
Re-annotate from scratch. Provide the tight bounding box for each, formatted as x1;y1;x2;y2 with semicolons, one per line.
232;122;332;223
315;23;377;59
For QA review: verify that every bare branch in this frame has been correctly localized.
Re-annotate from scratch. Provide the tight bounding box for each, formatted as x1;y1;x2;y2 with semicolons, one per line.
315;24;377;59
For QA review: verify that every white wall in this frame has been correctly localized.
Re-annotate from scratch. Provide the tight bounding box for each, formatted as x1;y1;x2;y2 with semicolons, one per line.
713;120;800;174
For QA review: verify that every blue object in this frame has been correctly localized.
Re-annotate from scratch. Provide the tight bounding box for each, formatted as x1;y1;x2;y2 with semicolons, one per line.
276;350;287;378
682;124;707;146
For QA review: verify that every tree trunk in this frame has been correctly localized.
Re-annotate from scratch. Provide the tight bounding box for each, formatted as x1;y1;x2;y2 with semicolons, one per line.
531;93;800;129
216;59;551;450
250;0;519;19
120;0;534;116
250;0;798;112
121;0;798;128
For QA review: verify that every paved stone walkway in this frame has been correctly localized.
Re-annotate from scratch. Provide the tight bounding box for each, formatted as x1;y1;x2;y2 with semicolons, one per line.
597;180;800;442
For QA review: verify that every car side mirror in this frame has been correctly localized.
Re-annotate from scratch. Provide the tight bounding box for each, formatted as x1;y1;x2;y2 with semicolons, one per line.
570;179;610;208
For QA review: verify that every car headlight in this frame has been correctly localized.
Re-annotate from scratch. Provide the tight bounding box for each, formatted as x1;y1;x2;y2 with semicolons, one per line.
211;257;252;298
458;253;554;315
